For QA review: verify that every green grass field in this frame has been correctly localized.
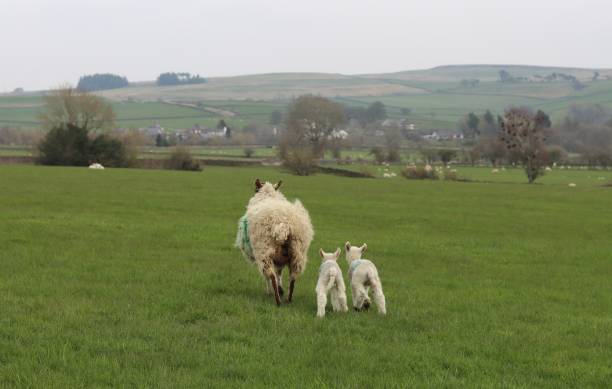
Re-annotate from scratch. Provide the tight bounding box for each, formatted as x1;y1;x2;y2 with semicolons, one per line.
1;165;611;387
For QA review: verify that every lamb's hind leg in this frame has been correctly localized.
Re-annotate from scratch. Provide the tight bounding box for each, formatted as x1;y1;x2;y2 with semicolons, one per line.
371;277;386;315
330;288;341;312
352;283;368;311
334;276;349;312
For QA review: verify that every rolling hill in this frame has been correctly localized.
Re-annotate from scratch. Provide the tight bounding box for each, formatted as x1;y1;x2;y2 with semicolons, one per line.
2;64;612;131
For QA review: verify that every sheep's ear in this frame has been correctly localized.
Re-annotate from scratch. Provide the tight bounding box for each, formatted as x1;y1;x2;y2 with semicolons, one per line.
319;248;324;258
255;178;262;192
345;241;351;250
334;248;341;258
361;243;367;253
274;180;283;190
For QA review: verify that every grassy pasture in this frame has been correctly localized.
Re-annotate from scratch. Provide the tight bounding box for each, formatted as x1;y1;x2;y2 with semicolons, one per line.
0;146;34;157
1;165;611;387
359;165;612;186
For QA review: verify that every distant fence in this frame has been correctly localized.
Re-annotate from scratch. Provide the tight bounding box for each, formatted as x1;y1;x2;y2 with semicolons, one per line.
0;156;264;169
134;158;263;169
0;156;35;165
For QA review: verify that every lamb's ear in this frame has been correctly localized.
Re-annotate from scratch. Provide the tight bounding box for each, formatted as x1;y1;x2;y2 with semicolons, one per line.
319;248;324;258
255;178;262;192
274;180;283;190
361;243;367;253
345;241;351;251
334;248;341;258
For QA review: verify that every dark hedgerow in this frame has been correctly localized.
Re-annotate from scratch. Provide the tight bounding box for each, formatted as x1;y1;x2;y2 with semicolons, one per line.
37;124;131;167
401;165;439;180
165;147;202;171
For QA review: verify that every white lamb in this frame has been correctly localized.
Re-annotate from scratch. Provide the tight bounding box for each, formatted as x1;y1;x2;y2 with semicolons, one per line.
315;248;348;318
345;242;386;314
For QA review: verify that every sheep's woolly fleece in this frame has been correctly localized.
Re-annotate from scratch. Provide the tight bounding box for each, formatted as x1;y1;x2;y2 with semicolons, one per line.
235;182;314;279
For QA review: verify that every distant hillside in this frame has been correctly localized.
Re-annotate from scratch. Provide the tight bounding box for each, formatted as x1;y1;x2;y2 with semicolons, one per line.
369;64;612;82
98;72;426;102
2;64;612;130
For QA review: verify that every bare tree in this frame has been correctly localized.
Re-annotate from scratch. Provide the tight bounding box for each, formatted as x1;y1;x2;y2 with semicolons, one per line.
477;136;507;166
39;86;115;132
279;95;345;175
284;95;345;158
499;108;550;183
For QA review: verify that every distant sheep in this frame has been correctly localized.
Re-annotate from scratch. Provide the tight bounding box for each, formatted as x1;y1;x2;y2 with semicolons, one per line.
89;163;104;170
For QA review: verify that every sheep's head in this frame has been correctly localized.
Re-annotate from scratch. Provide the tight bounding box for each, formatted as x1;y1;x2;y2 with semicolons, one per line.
345;241;367;263
249;178;285;205
254;178;282;193
319;248;341;262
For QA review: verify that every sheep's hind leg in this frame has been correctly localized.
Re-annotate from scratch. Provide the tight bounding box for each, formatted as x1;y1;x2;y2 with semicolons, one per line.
275;266;284;297
287;250;305;303
269;273;281;306
260;256;281;306
287;279;296;303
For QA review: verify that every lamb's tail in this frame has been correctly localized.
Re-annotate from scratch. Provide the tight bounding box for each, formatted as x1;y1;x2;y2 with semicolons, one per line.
272;222;291;244
369;275;387;315
326;268;338;291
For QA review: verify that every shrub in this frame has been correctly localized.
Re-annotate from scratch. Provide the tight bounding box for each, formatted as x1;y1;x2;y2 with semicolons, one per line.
370;146;386;164
401;165;439;180
37;124;133;167
37;124;91;166
89;134;130;167
437;149;457;166
442;169;461;181
243;147;255;158
281;148;318;176
357;165;375;178
386;148;401;163
166;147;201;171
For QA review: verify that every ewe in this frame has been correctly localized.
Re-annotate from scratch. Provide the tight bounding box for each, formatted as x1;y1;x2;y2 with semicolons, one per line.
235;179;313;306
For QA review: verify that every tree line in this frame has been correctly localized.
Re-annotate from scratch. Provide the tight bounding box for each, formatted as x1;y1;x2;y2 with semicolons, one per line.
77;74;129;91
75;71;209;90
156;72;206;86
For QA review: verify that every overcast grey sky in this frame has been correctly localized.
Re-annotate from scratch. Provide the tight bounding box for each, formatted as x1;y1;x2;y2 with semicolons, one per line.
2;0;611;92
